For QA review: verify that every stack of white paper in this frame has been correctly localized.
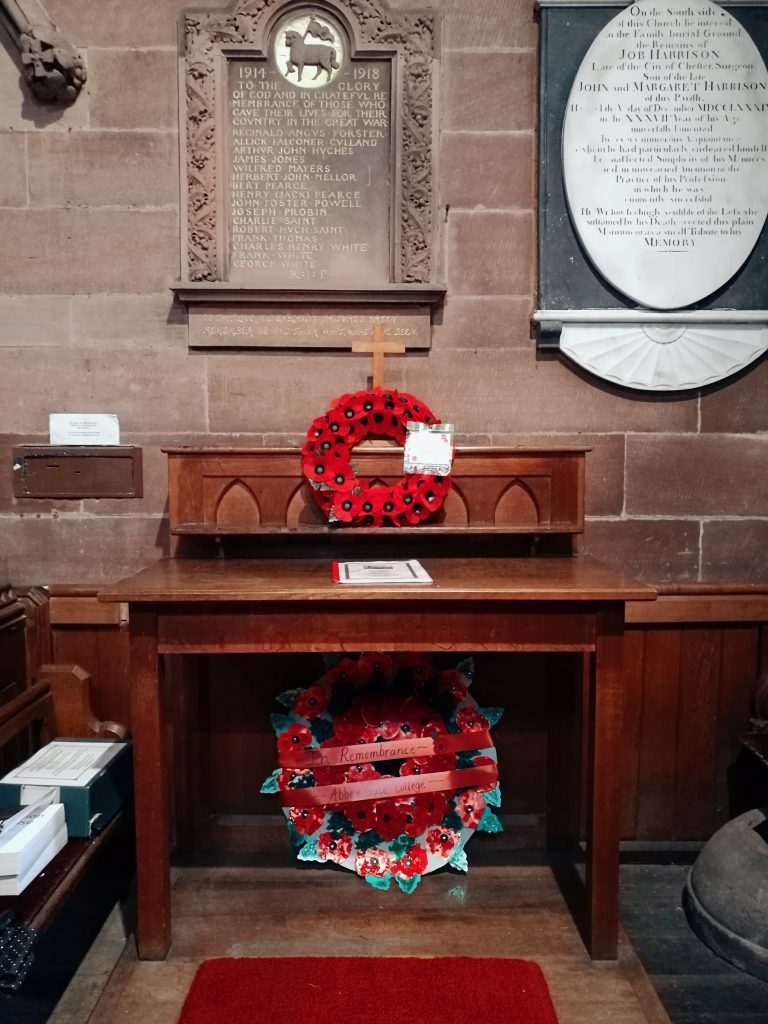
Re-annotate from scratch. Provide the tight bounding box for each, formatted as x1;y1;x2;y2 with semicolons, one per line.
0;794;67;895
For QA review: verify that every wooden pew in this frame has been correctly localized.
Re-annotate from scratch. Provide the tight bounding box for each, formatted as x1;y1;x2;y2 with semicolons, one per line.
0;664;129;992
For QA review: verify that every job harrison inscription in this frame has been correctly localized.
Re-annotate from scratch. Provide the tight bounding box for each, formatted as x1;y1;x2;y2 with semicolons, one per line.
563;0;768;309
228;10;391;286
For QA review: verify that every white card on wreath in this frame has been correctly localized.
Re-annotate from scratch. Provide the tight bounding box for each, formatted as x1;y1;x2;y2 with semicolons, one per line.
403;425;453;475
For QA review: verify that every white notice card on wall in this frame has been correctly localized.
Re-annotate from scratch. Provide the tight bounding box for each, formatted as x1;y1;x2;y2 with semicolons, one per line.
49;414;120;446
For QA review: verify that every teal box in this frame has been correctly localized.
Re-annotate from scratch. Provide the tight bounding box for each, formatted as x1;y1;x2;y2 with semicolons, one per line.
0;739;132;838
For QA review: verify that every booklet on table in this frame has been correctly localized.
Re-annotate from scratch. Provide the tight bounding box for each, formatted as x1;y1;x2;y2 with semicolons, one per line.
331;560;433;585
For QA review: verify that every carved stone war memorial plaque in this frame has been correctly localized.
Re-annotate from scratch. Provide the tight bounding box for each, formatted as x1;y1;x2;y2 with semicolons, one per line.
178;0;442;351
537;0;768;390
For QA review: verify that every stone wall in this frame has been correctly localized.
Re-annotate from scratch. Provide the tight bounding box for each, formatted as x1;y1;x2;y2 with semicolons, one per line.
0;0;766;586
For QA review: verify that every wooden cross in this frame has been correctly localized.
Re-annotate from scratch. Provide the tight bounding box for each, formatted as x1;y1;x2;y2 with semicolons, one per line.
352;322;405;390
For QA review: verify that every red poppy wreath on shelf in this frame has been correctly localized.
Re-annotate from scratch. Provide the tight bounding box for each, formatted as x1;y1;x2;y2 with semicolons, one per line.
260;653;503;892
300;389;452;527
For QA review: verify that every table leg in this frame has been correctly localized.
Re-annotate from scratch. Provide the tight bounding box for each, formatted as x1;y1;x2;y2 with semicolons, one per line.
585;606;624;960
130;608;171;960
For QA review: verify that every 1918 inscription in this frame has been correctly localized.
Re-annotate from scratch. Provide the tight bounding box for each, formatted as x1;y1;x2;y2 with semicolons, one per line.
228;11;391;285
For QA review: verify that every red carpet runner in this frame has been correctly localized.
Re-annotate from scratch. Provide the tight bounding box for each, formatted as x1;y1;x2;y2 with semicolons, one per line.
178;957;559;1024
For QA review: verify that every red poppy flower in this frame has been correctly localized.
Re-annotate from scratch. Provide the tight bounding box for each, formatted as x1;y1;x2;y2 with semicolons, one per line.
471;755;499;792
331;492;364;523
325;658;363;686
278;767;315;791
324;407;348;436
414;791;450;826
293;685;329;720
329;392;355;410
403;653;434;684
456;789;486;828
439;670;468;701
288;805;325;835
403;495;432;525
333;709;368;744
313;764;346;786
356;653;393;680
394;844;428;878
456;707;490;733
343;763;381;783
361;694;402;740
301;452;331;486
400;697;445;737
277;723;313;756
316;831;353;864
373;800;408;841
426;825;460;857
399;802;428;838
346;800;376;832
354;847;392;878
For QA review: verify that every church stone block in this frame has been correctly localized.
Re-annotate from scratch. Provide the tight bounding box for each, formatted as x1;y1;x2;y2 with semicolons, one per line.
626;437;768;518
0;131;26;204
0;296;71;346
440;0;537;50
70;295;188;349
0;209;178;293
585;519;700;582
447;211;535;295
442;51;536;131
27;132;179;207
440;132;534;210
431;297;532;351
88;49;178;129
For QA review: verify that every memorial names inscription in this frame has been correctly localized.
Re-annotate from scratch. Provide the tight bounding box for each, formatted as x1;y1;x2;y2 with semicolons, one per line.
563;0;768;309
228;10;391;285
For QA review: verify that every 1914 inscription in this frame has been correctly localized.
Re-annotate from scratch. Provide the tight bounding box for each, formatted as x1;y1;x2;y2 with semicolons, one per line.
228;11;391;286
563;0;768;309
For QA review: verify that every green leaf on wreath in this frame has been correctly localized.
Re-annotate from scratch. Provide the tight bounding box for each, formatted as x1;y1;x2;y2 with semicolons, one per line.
327;811;354;835
270;713;294;735
297;837;324;863
276;689;302;708
456;658;474;683
442;811;463;832
448;846;469;872
310;717;334;744
478;806;503;833
485;784;501;808
389;833;416;859
286;821;307;848
396;874;421;894
259;769;280;795
456;752;478;769
355;829;384;852
364;874;392;891
479;706;504;728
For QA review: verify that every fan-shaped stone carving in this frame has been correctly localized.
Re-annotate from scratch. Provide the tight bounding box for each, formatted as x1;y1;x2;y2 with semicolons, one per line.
560;323;768;391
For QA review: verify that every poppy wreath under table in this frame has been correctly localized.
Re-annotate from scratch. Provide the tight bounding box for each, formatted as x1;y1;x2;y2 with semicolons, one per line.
301;389;452;526
260;653;503;893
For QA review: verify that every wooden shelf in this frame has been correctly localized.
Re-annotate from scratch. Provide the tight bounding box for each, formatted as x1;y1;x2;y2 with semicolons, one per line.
164;447;587;548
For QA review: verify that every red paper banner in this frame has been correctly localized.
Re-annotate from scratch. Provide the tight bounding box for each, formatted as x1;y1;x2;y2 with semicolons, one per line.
279;763;498;808
278;730;494;769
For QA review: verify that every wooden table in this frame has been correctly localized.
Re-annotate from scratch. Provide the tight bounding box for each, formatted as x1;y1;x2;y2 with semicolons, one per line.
100;554;655;962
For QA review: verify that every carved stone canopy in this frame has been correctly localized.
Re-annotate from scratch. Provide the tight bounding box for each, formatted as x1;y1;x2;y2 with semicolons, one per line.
176;0;443;308
0;0;86;104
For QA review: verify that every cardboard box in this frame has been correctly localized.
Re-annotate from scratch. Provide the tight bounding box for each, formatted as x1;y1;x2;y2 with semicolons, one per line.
0;740;132;838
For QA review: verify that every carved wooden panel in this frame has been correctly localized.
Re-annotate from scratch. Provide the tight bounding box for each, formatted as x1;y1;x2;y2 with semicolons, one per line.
164;447;587;537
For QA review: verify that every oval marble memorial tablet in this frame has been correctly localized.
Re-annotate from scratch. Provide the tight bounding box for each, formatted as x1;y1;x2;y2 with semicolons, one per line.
563;0;768;310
